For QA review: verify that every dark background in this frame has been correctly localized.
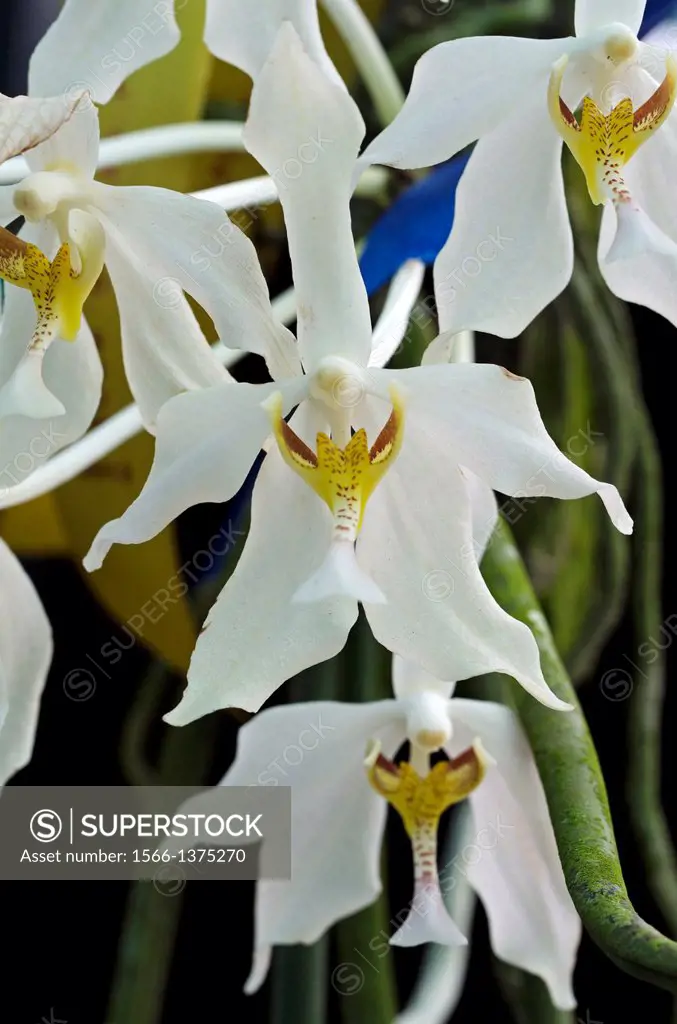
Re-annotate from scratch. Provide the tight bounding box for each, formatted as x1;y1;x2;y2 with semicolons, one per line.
2;4;676;1023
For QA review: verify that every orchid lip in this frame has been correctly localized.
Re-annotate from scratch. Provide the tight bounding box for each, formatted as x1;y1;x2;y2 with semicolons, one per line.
366;740;488;946
263;384;405;603
548;53;677;208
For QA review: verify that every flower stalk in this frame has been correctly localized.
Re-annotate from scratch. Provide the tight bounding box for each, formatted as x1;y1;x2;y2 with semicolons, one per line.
482;517;677;991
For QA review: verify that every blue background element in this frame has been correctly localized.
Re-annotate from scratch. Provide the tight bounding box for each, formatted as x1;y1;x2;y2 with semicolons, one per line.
358;154;470;294
641;0;677;36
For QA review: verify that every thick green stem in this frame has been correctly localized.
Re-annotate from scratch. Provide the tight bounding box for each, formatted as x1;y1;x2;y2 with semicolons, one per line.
335;892;399;1024
482;518;677;992
271;942;330;1024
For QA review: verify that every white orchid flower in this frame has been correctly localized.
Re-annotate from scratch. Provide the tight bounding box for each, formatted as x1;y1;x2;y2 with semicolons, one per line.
358;0;677;335
186;655;579;1010
0;538;52;785
0;0;294;462
0;84;103;476
83;23;631;725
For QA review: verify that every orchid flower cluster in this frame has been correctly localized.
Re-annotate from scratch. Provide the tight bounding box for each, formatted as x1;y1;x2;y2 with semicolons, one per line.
0;0;674;1018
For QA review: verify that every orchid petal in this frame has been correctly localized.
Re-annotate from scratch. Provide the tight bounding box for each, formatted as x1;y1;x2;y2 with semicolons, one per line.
101;221;231;430
466;470;499;561
204;0;340;86
0;288;102;484
357;36;573;174
358;405;570;711
598;102;677;327
0;90;88;164
433;96;572;338
25;104;100;179
216;699;402;990
390;364;632;534
83;377;307;572
575;0;647;37
244;23;372;370
449;698;581;1010
0;540;52;785
91;183;301;379
29;0;180;105
166;406;359;721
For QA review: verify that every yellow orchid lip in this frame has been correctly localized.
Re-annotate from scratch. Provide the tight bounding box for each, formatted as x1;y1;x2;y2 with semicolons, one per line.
264;384;405;544
548;53;677;206
0;221;104;346
262;385;406;604
366;741;488;838
365;739;488;946
0;221;105;419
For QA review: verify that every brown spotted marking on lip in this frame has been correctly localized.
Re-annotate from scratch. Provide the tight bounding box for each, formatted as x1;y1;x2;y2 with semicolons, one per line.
549;54;677;206
266;384;406;543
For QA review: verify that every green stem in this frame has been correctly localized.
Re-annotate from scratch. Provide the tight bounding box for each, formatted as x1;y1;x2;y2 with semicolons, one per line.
335;892;398;1024
482;518;677;992
106;668;221;1024
271;942;330;1024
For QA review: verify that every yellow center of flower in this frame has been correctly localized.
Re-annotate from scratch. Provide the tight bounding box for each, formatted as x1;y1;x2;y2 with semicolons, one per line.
548;53;677;205
366;742;487;839
365;739;488;937
265;385;405;543
0;221;104;347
